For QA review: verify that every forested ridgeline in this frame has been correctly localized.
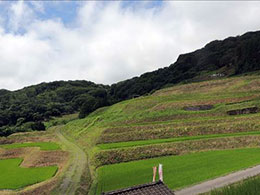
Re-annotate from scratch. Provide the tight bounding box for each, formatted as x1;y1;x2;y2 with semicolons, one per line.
1;30;260;136
0;81;110;136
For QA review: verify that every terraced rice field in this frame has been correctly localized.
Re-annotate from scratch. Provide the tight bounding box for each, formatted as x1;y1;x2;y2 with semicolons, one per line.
0;158;58;190
96;148;260;193
0;142;60;150
59;75;260;194
0;140;67;192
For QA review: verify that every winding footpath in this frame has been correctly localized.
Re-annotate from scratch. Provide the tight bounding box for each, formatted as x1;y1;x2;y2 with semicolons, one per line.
175;164;260;195
55;128;87;195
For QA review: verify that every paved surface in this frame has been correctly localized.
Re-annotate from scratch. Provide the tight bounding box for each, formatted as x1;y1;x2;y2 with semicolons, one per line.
55;128;87;195
175;165;260;195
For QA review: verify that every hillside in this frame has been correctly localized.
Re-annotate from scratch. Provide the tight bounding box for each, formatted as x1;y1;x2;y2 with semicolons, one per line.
1;74;260;194
110;31;260;100
1;30;260;136
59;74;260;194
0;81;110;136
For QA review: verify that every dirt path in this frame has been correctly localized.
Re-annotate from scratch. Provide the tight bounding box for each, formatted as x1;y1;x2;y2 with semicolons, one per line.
175;164;260;195
55;128;87;195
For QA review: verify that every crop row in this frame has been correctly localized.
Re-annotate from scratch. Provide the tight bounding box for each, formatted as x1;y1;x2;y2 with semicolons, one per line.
95;135;260;166
103;114;260;134
98;122;260;143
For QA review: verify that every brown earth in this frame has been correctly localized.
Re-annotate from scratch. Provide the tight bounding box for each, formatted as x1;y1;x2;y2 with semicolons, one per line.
0;147;68;169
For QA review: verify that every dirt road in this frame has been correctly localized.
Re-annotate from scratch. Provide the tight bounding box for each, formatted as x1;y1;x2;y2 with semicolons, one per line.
175;164;260;195
55;128;87;195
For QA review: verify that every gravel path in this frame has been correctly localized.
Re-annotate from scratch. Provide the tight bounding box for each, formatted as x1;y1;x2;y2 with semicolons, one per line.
55;128;87;195
175;164;260;195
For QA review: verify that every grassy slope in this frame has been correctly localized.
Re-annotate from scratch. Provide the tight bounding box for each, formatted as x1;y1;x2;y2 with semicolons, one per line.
59;75;260;194
97;148;260;193
0;142;61;150
0;158;57;190
209;175;260;195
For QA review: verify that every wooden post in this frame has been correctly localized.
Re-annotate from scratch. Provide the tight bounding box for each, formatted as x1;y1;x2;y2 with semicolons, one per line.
153;166;157;182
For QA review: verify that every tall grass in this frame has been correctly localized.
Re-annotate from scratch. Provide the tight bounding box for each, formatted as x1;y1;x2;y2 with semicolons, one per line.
211;175;260;195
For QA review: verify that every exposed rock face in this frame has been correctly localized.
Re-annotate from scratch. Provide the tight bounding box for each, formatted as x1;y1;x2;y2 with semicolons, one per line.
184;105;214;111
227;107;259;115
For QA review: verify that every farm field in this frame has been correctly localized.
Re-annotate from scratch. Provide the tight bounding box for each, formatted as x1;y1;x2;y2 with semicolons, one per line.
0;131;69;194
0;142;61;150
1;75;260;194
54;75;260;194
0;158;57;190
96;148;260;193
97;131;260;150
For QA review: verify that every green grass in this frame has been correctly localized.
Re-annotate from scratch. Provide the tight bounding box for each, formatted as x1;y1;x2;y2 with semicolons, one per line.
97;131;260;150
0;158;58;189
97;148;260;194
44;113;78;129
59;75;260;194
0;142;61;151
210;175;260;195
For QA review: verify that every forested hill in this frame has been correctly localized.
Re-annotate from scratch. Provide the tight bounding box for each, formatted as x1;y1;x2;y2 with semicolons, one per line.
0;81;110;136
111;30;260;100
1;30;260;136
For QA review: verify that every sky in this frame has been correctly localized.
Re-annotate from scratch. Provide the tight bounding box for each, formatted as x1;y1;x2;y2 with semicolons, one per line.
1;1;260;90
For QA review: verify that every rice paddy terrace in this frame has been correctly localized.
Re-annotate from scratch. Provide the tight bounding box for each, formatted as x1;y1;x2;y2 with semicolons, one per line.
0;131;69;194
59;74;260;194
2;75;260;194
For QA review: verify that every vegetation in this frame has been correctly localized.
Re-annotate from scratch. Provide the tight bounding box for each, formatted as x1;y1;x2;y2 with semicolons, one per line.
0;142;61;150
2;30;260;136
0;158;58;190
110;31;260;100
97;131;260;150
2;30;260;193
44;113;78;129
96;136;260;166
56;74;260;194
0;81;109;136
210;175;260;195
96;148;260;194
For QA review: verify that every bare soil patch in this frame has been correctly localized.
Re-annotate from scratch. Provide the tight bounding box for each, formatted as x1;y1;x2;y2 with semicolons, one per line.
22;150;69;168
0;148;31;159
7;131;56;144
0;147;68;169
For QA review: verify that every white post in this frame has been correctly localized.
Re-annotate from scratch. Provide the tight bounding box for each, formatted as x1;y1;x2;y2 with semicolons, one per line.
159;164;163;181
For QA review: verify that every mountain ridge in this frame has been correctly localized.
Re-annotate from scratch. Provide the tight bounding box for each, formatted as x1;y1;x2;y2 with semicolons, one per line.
1;29;260;136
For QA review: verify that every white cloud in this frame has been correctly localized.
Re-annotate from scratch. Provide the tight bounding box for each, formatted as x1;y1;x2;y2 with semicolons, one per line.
1;1;260;90
8;1;35;32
